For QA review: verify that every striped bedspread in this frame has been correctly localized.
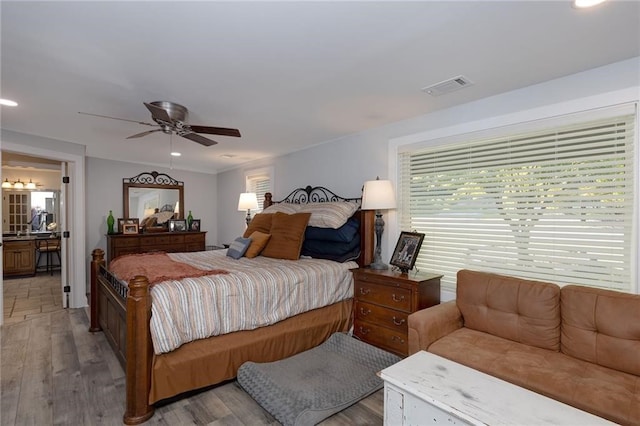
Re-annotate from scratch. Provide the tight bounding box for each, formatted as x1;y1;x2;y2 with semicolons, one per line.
143;250;357;354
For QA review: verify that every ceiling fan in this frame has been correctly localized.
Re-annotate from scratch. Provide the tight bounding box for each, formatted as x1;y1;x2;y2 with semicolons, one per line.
79;101;241;146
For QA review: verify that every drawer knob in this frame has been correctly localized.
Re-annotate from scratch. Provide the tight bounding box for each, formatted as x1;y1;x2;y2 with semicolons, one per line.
391;335;405;344
392;316;406;326
358;326;370;335
360;307;371;316
391;293;405;302
359;287;371;295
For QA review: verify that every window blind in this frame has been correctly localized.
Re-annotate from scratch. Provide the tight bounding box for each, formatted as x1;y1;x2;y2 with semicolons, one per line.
246;174;271;212
398;111;636;292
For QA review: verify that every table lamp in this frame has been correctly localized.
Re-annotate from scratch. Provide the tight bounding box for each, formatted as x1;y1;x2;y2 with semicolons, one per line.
238;192;259;226
361;177;396;270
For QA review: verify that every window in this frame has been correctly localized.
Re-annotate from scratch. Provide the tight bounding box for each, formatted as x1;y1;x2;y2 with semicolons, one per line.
398;107;636;293
245;167;273;214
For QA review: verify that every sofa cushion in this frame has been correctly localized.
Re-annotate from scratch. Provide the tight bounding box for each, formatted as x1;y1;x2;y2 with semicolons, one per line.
561;285;640;376
456;270;561;351
429;328;640;425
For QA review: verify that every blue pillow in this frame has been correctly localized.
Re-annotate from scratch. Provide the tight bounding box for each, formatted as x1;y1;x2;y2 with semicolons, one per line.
226;236;251;259
304;218;360;242
302;235;360;256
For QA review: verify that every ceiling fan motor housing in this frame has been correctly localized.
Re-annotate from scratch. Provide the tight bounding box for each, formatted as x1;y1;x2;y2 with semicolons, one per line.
150;101;188;123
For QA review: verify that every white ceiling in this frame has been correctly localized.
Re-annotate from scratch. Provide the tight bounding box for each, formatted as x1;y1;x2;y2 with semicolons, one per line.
1;1;639;174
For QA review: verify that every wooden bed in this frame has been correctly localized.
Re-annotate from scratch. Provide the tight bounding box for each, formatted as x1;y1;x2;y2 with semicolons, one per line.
89;186;374;424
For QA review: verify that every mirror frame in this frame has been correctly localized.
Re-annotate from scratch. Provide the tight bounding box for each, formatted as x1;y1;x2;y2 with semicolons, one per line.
123;171;184;221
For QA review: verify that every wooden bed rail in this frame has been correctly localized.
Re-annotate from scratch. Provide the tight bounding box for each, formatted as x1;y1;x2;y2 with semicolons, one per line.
90;249;154;424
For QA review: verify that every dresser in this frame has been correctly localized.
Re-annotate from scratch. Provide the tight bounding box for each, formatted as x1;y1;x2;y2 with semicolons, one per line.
352;268;442;357
106;231;206;263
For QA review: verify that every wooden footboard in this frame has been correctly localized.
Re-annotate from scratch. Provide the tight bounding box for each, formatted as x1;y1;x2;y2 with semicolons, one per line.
90;249;154;425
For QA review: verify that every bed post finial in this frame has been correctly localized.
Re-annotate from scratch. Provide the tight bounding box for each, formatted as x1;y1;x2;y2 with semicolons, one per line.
89;248;105;332
123;275;155;424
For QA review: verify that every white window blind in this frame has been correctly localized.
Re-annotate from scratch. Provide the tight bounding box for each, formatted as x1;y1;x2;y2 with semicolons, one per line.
398;111;636;292
246;170;272;213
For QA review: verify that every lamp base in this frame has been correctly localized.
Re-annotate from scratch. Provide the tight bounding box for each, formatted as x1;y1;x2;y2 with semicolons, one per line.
369;261;389;270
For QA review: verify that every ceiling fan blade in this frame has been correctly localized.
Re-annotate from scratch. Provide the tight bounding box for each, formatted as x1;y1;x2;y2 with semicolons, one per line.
126;129;162;139
189;125;241;137
180;132;218;146
78;111;156;127
144;102;173;123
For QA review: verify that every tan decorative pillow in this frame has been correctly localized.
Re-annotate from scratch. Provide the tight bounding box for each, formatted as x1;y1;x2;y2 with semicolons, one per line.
262;203;301;215
243;213;273;238
298;202;359;229
245;231;271;258
261;212;312;260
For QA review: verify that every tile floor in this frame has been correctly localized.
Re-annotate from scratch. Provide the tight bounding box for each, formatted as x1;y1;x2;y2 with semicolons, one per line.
3;272;63;325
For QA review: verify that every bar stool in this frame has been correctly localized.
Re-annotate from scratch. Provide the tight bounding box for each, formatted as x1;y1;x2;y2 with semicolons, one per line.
35;238;61;275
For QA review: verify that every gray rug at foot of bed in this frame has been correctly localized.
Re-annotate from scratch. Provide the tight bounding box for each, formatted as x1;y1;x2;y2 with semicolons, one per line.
237;332;401;426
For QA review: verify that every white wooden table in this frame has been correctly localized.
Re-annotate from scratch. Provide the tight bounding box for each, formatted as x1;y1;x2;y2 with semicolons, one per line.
379;351;614;425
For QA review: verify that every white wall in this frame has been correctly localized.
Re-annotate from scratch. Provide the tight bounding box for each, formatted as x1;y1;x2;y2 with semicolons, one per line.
85;157;219;281
217;57;640;290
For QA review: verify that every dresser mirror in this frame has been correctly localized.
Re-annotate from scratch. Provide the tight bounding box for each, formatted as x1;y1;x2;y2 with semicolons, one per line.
123;171;184;223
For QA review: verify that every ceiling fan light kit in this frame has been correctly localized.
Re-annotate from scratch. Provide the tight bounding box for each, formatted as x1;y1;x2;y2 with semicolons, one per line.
80;101;241;147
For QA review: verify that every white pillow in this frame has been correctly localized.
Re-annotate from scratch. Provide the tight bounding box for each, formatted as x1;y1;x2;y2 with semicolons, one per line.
262;203;301;215
298;202;359;229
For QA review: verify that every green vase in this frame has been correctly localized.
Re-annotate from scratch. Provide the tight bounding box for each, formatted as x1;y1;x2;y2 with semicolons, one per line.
187;210;193;230
107;210;115;234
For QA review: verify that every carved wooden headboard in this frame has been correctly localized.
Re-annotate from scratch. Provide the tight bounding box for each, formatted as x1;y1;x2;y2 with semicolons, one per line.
263;185;374;267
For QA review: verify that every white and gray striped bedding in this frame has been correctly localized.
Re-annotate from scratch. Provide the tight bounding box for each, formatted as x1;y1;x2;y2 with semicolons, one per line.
145;250;356;354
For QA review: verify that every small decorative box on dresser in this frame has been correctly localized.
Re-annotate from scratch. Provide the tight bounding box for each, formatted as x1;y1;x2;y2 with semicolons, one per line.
352;268;442;357
106;231;206;263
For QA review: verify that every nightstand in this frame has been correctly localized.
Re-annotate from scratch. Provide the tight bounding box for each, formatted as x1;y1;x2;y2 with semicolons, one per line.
352;268;442;357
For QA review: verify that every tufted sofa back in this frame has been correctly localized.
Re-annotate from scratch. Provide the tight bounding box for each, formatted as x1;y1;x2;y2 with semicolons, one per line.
561;285;640;376
456;270;561;351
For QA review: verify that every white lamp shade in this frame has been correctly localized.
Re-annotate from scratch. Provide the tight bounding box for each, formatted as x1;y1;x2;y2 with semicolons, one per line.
26;179;37;190
2;179;11;188
13;180;24;189
362;179;396;210
238;192;259;211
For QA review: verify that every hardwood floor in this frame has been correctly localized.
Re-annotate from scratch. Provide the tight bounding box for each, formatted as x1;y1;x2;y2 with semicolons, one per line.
1;307;384;425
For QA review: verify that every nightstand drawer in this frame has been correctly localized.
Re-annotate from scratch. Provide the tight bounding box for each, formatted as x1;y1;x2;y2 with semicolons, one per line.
354;300;408;333
354;319;407;356
355;280;412;312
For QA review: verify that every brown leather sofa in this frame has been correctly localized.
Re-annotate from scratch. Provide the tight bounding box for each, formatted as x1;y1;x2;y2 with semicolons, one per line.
408;269;640;425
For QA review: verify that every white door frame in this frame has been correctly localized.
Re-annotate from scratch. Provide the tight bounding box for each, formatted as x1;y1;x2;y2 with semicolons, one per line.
1;141;86;322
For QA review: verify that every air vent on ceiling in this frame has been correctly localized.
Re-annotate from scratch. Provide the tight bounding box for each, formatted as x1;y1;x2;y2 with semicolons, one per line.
422;75;474;96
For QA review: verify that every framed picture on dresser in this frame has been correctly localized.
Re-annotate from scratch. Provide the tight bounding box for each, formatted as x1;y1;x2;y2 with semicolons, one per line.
118;218;140;234
189;219;201;232
123;223;139;235
169;219;187;232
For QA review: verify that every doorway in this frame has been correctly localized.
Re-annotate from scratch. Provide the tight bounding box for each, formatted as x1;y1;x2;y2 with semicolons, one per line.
1;132;86;326
1;153;64;324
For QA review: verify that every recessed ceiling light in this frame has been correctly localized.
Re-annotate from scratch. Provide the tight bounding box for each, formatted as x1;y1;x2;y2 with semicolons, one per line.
573;0;607;8
170;152;181;157
0;98;18;107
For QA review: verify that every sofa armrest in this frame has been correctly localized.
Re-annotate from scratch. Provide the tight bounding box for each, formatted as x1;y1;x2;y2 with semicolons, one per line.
407;300;463;355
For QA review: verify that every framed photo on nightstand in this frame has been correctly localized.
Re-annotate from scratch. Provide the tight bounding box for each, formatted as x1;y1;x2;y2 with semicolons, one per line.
390;231;425;273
